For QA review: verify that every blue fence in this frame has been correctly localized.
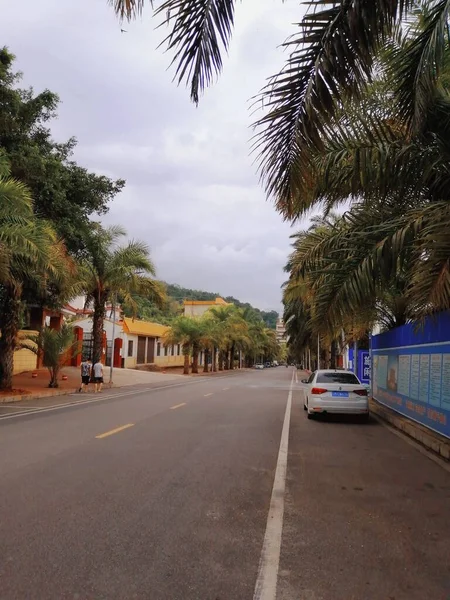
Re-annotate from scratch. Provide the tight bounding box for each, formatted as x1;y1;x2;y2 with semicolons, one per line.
348;349;370;384
371;312;450;439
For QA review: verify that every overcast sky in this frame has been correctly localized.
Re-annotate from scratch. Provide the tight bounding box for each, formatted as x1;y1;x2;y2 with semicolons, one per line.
2;0;309;311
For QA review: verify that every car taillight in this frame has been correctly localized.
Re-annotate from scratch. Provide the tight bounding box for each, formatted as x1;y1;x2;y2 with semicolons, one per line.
311;387;328;394
354;389;368;396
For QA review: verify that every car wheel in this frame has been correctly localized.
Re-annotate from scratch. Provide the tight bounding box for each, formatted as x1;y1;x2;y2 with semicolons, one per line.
303;403;307;411
360;413;370;424
307;412;314;420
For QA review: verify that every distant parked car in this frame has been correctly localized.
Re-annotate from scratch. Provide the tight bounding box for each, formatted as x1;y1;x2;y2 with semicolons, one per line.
254;363;264;370
301;370;369;421
264;362;271;368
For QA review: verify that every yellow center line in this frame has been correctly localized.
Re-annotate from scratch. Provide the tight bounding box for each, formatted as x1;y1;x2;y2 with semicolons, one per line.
170;403;186;410
95;423;134;439
204;393;213;397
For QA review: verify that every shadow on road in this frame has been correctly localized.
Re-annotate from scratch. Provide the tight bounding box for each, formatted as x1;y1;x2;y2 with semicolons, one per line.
307;413;379;426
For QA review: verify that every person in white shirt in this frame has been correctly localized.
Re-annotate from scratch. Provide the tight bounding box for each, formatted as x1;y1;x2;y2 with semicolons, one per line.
92;360;104;393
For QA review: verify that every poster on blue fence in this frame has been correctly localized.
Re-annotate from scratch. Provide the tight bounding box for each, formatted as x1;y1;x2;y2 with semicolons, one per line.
371;313;450;439
348;349;370;384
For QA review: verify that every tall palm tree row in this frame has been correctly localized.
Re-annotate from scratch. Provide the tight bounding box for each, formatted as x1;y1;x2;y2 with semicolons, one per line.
81;224;166;364
164;307;282;375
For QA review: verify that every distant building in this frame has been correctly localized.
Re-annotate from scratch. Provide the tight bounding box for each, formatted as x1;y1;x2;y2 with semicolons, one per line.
275;317;286;343
68;316;186;370
183;297;230;318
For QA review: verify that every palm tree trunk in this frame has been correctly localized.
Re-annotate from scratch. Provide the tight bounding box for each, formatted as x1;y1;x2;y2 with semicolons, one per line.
212;347;216;371
92;293;107;364
0;283;22;391
49;366;59;388
230;343;235;370
224;347;230;370
330;339;337;369
203;348;209;373
218;350;224;371
192;342;200;374
183;344;190;375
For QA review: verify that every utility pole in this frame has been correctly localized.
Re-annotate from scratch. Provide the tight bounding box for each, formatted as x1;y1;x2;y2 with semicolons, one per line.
109;293;116;386
317;334;320;370
353;338;358;376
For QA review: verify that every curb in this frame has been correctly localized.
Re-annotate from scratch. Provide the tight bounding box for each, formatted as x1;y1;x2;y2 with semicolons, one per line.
370;398;450;461
1;389;76;404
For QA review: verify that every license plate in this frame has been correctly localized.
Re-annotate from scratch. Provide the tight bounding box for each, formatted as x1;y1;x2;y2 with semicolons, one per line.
332;391;349;397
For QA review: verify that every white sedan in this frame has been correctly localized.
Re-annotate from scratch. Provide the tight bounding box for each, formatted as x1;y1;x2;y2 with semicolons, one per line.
301;369;369;420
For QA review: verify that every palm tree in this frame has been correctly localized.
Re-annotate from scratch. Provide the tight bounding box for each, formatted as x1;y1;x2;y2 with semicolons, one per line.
24;324;78;388
0;161;70;390
164;316;204;374
199;316;223;373
81;224;165;364
111;1;441;210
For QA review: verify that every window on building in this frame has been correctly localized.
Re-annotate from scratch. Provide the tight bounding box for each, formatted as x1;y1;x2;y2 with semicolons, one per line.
171;345;175;356
177;344;181;356
128;340;134;357
157;342;161;357
164;345;167;356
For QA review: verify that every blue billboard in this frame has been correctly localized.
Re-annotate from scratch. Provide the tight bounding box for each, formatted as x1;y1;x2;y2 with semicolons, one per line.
371;312;450;439
348;349;370;384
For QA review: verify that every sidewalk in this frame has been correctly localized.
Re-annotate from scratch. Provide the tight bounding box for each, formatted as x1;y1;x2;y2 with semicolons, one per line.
369;398;450;461
2;366;183;404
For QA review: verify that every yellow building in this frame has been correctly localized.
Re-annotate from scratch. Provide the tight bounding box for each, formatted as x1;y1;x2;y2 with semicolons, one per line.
183;297;230;318
13;331;38;374
122;318;185;369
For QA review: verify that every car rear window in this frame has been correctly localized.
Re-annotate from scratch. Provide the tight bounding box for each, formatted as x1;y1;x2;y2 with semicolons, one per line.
316;372;360;384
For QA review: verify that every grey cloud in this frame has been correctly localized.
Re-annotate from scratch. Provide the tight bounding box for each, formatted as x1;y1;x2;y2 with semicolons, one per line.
2;0;306;311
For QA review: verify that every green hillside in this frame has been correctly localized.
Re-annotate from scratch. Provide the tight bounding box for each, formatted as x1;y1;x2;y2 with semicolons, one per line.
122;283;279;329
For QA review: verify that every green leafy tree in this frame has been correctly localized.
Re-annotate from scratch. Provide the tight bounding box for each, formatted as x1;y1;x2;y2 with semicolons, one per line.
81;225;165;364
0;48;124;255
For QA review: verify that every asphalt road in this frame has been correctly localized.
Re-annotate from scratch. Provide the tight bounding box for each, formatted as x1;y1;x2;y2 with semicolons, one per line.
1;368;449;600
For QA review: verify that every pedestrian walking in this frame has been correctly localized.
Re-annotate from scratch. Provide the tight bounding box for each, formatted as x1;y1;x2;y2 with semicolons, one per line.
79;358;92;393
93;359;104;393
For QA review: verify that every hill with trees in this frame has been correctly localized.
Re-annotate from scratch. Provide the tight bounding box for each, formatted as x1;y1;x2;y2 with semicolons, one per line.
121;283;279;329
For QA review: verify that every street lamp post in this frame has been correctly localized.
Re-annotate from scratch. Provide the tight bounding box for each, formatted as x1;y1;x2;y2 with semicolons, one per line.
109;294;116;386
317;334;320;370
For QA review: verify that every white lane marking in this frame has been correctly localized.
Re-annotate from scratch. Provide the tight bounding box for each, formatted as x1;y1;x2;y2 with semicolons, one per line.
253;369;294;600
222;387;230;391
295;371;298;383
0;377;234;422
204;393;213;397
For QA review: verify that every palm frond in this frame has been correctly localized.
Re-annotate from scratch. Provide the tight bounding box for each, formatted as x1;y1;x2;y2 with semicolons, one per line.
109;0;148;20
155;0;236;104
253;0;413;218
390;0;450;132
